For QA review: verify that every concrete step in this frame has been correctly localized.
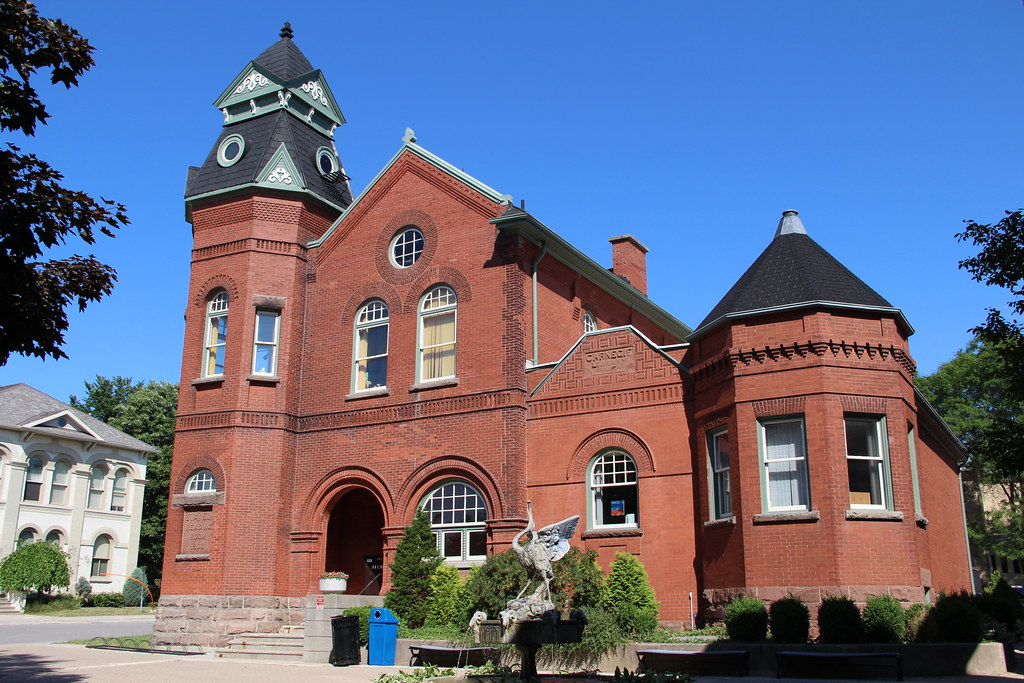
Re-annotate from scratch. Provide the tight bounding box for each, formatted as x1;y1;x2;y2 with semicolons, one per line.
0;595;21;614
215;630;305;661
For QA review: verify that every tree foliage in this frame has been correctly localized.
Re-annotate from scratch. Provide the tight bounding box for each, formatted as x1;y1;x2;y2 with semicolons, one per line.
0;541;70;593
121;566;147;606
0;0;129;364
551;546;606;610
425;563;469;627
384;508;442;628
916;339;1024;559
602;552;659;637
71;376;177;583
464;548;526;620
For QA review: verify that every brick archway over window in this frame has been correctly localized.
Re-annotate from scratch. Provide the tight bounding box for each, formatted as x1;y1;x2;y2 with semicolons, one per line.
192;275;239;308
402;268;474;313
173;455;226;495
343;282;402;323
567;429;655;480
395;455;504;521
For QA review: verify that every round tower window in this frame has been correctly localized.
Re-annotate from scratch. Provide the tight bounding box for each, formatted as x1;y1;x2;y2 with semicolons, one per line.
390;226;424;268
316;147;339;176
217;134;246;167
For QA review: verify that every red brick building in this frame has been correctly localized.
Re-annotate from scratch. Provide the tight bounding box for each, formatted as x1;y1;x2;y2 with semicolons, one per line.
156;29;971;645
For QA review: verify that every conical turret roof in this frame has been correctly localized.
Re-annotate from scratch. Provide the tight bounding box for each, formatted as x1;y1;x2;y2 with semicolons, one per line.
253;23;315;80
691;210;908;339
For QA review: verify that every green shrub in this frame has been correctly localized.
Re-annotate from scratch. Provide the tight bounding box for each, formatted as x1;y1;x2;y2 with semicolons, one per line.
0;541;71;593
425;564;469;627
92;593;126;608
724;595;767;642
903;603;929;642
24;593;80;613
980;575;1024;629
769;597;809;643
552;546;606;610
344;606;372;645
384;508;442;628
863;595;906;643
984;569;1004;594
920;592;984;643
75;577;92;602
816;596;864;643
603;553;659;639
465;549;526;620
538;605;625;670
122;567;147;607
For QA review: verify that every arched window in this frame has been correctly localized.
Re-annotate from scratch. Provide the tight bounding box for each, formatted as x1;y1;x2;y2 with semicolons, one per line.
390;226;424;268
421;480;488;561
111;469;129;511
17;528;37;547
91;535;112;578
49;459;70;505
45;529;64;546
583;312;597;334
23;456;44;502
418;286;457;382
88;464;107;509
353;300;389;391
186;469;216;493
203;290;229;377
588;451;639;528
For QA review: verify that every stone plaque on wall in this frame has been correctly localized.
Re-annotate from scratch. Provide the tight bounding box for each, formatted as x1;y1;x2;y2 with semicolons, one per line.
181;506;213;555
583;345;634;377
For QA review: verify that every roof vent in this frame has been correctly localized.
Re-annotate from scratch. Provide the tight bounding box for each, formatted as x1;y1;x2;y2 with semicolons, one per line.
775;209;807;237
279;22;293;39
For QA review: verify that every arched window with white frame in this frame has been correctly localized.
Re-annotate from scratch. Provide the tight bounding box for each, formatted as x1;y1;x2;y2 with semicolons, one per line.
88;464;107;509
420;480;488;561
23;456;44;502
583;312;597;334
91;534;112;578
353;300;389;391
203;290;229;377
111;469;129;511
588;450;639;529
418;286;457;382
49;459;71;505
186;468;216;493
45;529;65;547
17;528;37;547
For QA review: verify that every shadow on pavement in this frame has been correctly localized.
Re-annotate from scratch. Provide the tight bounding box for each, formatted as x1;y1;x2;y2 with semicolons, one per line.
0;650;83;682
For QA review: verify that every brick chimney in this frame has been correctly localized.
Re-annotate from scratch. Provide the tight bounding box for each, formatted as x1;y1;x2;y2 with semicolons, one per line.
609;234;649;295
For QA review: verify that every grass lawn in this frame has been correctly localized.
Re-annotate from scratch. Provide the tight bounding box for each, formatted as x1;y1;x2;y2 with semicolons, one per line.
62;633;153;646
28;606;156;618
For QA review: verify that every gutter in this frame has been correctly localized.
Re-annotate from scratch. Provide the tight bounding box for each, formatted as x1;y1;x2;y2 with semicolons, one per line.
531;241;548;366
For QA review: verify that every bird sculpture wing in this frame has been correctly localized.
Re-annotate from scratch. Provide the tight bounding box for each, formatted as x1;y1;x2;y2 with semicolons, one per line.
537;515;580;563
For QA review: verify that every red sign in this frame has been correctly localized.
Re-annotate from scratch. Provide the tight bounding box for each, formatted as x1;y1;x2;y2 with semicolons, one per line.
316;595;325;610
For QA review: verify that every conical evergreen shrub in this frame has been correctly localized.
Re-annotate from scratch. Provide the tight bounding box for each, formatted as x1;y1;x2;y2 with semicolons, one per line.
384;508;442;628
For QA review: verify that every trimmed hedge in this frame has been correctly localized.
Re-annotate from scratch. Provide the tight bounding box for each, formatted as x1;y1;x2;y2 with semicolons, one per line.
863;595;906;643
724;595;767;642
817;596;864;644
769;596;809;643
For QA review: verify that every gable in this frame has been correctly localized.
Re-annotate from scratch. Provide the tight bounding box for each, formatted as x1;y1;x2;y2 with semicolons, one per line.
24;410;100;440
531;327;682;398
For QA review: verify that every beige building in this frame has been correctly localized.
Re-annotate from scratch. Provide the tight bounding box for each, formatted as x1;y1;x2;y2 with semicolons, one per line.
0;384;153;603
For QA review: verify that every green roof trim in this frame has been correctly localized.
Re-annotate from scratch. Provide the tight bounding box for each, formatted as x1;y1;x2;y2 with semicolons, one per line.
214;62;282;109
309;131;512;248
491;212;693;341
288;70;345;127
183;181;347;222
255;143;305;190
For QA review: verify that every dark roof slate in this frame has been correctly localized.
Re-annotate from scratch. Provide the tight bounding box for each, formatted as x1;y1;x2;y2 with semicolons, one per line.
696;226;892;333
184;110;352;208
254;37;315;81
0;383;157;454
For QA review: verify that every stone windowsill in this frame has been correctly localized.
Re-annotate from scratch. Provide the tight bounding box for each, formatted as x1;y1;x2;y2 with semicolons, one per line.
175;554;211;562
191;376;224;387
581;527;643;540
845;509;904;522
915;513;930;528
704;516;736;529
752;510;820;524
409;377;458;392
172;491;225;507
345;387;390;401
247;374;280;385
90;578;112;583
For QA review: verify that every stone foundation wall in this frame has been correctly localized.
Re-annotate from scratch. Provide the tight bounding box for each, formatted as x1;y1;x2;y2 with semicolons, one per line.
703;585;926;623
154;594;305;648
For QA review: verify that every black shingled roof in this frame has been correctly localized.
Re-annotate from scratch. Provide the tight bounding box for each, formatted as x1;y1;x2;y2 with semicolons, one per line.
185;110;352;208
254;36;315;81
694;231;894;335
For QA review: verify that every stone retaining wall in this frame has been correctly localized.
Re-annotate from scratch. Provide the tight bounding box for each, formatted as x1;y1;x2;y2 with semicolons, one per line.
153;594;305;648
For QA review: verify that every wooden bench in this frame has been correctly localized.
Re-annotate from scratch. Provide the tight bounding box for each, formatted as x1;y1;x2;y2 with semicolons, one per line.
408;645;498;667
776;650;903;681
636;648;750;677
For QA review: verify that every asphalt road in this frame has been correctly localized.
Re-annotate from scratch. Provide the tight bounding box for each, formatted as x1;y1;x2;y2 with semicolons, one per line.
0;613;154;645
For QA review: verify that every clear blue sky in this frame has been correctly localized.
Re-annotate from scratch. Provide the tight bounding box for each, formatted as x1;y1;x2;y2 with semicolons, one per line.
2;1;1022;403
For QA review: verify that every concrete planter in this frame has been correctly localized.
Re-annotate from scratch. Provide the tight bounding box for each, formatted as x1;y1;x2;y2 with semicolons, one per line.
318;578;347;593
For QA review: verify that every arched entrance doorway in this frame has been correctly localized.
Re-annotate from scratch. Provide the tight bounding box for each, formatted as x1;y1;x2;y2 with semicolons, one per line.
324;487;385;595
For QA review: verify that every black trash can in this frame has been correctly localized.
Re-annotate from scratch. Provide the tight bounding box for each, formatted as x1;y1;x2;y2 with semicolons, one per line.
328;615;360;666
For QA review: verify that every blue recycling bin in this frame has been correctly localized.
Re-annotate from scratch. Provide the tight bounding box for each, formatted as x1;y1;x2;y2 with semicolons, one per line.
367;607;399;665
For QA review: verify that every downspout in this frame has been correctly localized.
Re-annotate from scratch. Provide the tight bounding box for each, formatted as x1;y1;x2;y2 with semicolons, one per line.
958;467;977;593
531;241;548;366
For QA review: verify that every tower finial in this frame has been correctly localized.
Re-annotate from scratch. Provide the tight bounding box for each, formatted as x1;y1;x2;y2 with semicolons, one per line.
279;22;293;39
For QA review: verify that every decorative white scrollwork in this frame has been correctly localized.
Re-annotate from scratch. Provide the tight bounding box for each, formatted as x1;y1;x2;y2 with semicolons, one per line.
300;80;329;106
267;167;293;185
235;70;269;94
